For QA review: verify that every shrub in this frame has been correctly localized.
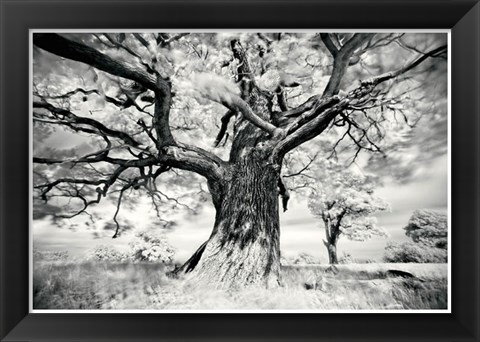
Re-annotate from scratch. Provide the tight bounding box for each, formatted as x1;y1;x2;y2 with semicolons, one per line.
85;245;129;262
33;248;70;262
83;231;176;264
284;252;323;265
383;241;447;263
338;252;354;264
129;231;176;263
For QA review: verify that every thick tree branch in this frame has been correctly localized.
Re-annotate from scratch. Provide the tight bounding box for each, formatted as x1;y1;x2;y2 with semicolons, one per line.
159;144;227;181
276;85;288;112
323;33;372;97
273;44;447;157
159;33;189;47
273;98;349;157
132;33;151;50
153;78;175;148
214;110;236;147
320;33;339;58
272;95;320;127
33;33;159;90
220;95;281;137
284;96;341;135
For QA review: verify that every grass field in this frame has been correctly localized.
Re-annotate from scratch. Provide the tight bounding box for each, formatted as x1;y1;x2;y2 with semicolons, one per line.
33;261;448;311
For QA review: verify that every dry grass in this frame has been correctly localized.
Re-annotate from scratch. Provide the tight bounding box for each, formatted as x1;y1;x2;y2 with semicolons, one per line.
33;262;169;309
33;261;448;311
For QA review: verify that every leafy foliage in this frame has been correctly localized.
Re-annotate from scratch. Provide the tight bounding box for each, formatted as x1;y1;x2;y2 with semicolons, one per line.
308;160;390;242
85;231;175;264
129;230;176;263
85;245;129;262
307;160;389;264
404;209;447;249
383;209;448;263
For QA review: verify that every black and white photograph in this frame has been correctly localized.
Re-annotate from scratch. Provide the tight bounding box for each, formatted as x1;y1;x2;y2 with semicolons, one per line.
31;31;449;312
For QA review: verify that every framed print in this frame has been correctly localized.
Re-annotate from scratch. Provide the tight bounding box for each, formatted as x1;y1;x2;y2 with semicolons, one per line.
1;0;479;341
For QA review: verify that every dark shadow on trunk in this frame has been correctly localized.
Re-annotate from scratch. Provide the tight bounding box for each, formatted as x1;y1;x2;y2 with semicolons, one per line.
173;240;208;275
188;155;282;289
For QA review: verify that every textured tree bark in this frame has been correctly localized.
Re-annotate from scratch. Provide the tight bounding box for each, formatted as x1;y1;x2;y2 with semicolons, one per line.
326;243;338;265
188;154;282;289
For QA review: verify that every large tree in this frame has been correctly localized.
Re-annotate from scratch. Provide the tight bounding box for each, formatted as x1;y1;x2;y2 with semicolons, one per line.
33;32;447;288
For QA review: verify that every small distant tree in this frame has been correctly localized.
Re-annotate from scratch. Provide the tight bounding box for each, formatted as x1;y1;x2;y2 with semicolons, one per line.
308;166;389;264
383;209;447;263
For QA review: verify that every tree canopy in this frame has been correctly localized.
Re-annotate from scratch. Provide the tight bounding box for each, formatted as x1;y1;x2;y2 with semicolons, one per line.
404;209;448;249
308;163;389;241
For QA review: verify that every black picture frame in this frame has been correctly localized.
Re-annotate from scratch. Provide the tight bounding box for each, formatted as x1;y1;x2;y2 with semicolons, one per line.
1;0;479;341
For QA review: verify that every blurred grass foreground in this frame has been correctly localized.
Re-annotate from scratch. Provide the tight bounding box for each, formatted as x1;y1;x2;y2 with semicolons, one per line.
33;260;447;311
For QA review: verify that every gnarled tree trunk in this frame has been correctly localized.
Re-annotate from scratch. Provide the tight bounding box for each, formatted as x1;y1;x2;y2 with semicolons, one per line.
323;217;341;265
188;153;282;289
